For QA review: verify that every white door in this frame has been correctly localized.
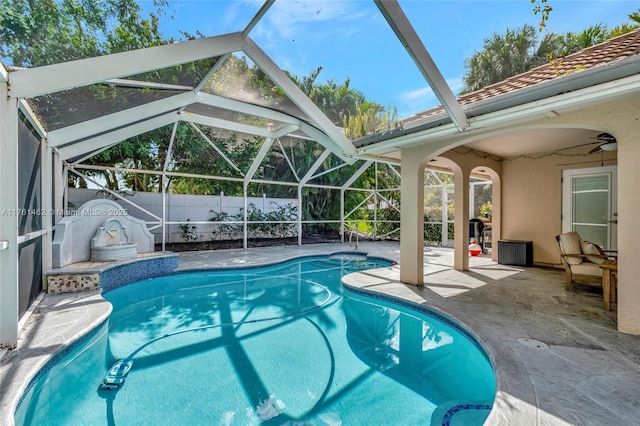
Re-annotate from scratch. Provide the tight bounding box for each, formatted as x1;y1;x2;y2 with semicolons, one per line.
562;166;617;251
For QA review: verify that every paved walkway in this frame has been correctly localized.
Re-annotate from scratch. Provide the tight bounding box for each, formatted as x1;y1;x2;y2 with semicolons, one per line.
2;241;639;425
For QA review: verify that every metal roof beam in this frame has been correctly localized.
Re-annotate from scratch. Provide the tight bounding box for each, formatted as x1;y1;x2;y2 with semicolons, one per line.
244;137;275;186
18;100;47;139
193;53;230;94
57;112;178;160
162;122;179;173
196;92;301;126
47;89;304;147
298;122;347;159
9;32;245;99
187;122;243;175
271;124;300;139
243;1;275;37
180;112;273;138
70;141;120;165
243;37;356;160
342;160;374;189
103;79;193;91
47;91;197;147
375;0;467;131
300;150;331;185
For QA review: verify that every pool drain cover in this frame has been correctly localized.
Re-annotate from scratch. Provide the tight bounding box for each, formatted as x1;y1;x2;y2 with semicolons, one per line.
516;337;549;349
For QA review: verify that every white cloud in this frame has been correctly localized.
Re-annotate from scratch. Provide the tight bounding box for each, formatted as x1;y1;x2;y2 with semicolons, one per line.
396;76;464;118
267;1;365;37
252;0;374;45
247;1;379;82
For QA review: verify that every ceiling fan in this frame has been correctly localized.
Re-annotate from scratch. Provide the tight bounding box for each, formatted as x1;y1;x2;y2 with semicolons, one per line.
588;133;617;154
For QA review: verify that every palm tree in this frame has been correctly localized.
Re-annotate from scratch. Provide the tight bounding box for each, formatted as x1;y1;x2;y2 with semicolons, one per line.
558;24;612;56
610;8;640;38
461;24;559;94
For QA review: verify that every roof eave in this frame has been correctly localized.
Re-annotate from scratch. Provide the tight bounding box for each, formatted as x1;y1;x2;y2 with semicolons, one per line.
465;53;640;118
356;54;640;154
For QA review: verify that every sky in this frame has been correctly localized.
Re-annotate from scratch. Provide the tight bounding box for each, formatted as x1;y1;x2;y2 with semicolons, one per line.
142;0;639;119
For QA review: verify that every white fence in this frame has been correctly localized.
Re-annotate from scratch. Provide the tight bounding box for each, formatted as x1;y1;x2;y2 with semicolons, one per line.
68;188;298;243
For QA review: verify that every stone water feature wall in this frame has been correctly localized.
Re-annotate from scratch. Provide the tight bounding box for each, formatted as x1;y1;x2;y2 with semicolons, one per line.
52;199;154;268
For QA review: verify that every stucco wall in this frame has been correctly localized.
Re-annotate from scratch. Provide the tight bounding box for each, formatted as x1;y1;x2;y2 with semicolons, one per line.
501;151;616;266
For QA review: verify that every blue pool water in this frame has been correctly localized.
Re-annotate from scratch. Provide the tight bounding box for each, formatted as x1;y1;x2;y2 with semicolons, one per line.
16;255;495;425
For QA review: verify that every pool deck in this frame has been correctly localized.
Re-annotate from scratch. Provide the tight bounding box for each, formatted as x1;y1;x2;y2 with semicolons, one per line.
2;241;640;425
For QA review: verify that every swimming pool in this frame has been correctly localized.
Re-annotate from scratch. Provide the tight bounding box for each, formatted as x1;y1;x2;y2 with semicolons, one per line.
15;254;495;425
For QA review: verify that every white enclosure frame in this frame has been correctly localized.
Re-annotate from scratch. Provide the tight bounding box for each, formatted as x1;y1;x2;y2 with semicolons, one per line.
0;0;468;348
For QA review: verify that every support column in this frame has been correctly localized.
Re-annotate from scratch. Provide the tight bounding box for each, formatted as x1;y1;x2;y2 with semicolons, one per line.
453;167;470;271
52;151;65;224
297;185;303;246
490;174;502;263
243;183;248;250
400;154;425;285
340;189;345;243
41;144;53;286
0;82;19;348
616;126;640;334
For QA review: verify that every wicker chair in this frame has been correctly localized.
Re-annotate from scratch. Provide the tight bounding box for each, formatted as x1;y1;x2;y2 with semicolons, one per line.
555;232;616;290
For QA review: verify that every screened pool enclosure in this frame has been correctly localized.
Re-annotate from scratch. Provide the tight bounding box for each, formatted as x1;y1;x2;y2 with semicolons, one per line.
1;0;503;349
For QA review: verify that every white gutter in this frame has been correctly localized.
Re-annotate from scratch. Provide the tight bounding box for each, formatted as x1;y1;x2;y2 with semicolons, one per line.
466;54;640;118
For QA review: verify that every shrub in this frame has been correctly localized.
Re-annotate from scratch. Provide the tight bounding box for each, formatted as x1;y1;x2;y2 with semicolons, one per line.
178;219;199;242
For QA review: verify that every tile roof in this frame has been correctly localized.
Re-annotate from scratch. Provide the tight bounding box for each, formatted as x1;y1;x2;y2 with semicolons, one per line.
406;29;640;122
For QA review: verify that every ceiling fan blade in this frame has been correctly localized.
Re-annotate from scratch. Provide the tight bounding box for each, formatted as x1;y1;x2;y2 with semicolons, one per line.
596;132;616;143
588;145;602;154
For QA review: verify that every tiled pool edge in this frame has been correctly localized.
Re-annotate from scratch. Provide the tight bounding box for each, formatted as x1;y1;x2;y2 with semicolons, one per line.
339;265;543;426
5;254;180;426
0;292;111;426
174;250;390;273
100;255;179;293
443;403;493;425
13;319;110;416
46;253;179;293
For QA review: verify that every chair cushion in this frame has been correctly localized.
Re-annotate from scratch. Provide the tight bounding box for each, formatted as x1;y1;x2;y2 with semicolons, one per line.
559;232;583;265
581;240;606;264
571;262;602;277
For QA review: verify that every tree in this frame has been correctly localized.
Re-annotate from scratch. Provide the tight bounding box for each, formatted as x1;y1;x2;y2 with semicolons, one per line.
0;0;167;67
609;8;640;38
559;24;620;56
461;24;559;94
461;7;640;95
